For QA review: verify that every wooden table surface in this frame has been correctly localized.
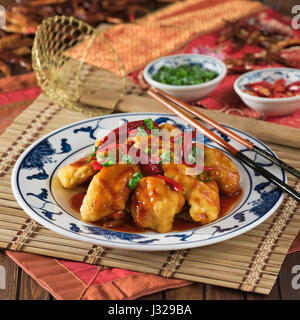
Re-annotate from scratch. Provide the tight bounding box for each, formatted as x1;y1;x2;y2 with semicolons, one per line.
0;249;299;300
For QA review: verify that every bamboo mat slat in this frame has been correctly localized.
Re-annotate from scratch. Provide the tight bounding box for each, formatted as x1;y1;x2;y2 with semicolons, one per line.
0;89;300;295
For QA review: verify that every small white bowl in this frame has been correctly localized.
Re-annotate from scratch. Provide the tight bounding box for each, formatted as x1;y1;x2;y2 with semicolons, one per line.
234;68;300;116
143;54;227;101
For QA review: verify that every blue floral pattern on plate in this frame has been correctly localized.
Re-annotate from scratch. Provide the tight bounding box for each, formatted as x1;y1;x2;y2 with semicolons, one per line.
11;113;285;251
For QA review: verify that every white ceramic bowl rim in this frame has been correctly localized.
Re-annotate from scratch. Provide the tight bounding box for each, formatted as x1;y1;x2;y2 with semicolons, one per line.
234;67;300;103
143;53;227;90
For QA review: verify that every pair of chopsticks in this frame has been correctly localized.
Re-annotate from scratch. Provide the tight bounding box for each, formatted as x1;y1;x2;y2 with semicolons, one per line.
148;87;300;202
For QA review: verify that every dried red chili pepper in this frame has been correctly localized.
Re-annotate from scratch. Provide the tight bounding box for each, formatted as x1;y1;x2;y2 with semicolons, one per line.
273;79;286;94
157;174;184;192
98;120;145;149
286;81;300;93
245;81;273;97
99;119;159;150
243;78;300;98
245;81;273;90
92;161;103;171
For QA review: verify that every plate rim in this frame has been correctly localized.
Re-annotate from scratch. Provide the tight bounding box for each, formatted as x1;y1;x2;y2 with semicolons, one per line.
11;112;286;251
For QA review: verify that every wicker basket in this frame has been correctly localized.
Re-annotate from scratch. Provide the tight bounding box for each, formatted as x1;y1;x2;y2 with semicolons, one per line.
32;16;126;116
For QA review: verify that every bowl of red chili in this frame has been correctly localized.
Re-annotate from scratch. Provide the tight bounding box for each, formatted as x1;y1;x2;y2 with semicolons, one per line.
234;68;300;116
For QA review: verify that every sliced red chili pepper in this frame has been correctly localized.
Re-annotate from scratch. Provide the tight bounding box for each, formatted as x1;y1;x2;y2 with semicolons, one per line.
245;81;274;97
245;81;273;90
182;160;196;167
92;161;103;171
253;85;272;97
244;79;300;98
97;143;125;153
140;163;162;176
98;120;145;149
157;174;184;192
89;156;96;162
125;146;162;176
243;89;259;96
286;81;300;93
139;149;162;176
99;120;160;150
273;79;286;95
203;166;218;171
128;129;138;137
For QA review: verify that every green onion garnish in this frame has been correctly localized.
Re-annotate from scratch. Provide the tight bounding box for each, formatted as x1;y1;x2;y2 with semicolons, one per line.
187;153;196;164
159;150;173;164
128;171;143;190
121;154;133;164
153;64;218;86
187;146;203;164
102;157;115;167
175;137;183;144
136;126;148;137
144;118;154;130
197;172;210;182
88;146;99;163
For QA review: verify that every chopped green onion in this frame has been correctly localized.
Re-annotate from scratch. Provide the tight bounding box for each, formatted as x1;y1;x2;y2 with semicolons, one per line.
175;137;183;144
187;152;196;164
102;157;115;167
191;146;203;157
88;153;95;162
144;118;154;130
187;146;204;164
88;146;98;162
160;150;173;164
128;171;143;190
121;154;133;164
153;64;218;86
197;172;210;182
136;126;148;137
133;172;143;180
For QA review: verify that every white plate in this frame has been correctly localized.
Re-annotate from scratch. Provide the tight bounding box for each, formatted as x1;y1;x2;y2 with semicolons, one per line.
11;113;285;251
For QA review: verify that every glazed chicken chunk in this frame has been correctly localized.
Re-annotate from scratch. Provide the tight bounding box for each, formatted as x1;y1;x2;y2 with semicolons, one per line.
57;157;95;189
162;163;220;225
130;176;185;233
187;178;220;224
204;146;240;195
80;164;140;222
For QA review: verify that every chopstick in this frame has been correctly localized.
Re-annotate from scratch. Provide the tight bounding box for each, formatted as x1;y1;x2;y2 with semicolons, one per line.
152;87;300;180
147;88;300;202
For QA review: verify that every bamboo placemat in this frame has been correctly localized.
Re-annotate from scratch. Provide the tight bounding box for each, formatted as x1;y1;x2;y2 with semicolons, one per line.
0;90;300;295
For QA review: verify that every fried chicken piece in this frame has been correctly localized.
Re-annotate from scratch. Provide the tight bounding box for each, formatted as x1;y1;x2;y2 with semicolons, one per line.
162;163;220;225
159;123;182;139
57;157;95;189
162;163;195;196
204;146;240;195
187;178;220;224
80;164;140;222
130;176;185;233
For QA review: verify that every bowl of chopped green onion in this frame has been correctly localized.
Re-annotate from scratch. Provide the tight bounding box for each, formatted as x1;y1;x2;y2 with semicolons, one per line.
143;54;227;101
